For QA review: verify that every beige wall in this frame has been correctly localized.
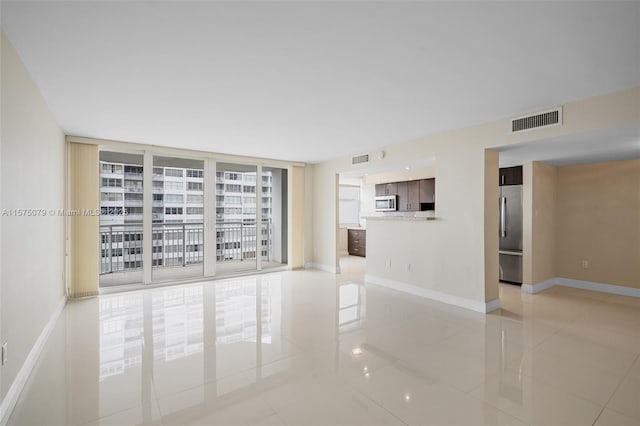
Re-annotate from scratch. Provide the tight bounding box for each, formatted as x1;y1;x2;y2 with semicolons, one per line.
532;162;558;284
556;158;640;288
311;86;640;306
0;31;66;402
360;181;376;224
366;219;438;289
338;228;348;256
484;150;499;301
310;162;339;270
522;163;533;284
523;162;558;285
68;143;100;297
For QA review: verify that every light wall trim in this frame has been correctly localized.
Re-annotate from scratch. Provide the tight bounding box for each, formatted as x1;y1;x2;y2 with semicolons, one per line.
304;262;340;274
522;277;640;298
365;274;501;313
522;278;556;294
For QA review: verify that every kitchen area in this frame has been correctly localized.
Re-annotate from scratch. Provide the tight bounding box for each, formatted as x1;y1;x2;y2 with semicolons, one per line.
338;159;526;290
338;161;437;273
337;158;524;305
338;123;639;310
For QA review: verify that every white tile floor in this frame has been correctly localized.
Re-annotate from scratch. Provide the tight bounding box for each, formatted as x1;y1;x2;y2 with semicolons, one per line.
8;256;640;425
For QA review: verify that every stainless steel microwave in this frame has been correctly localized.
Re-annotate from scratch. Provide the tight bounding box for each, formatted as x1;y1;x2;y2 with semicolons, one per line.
375;195;397;211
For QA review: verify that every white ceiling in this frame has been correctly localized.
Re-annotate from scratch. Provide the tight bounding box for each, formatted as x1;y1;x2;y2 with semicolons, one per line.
1;1;639;163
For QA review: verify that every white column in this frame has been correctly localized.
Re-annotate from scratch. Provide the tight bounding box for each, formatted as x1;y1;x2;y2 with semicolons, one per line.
204;159;216;277
256;164;263;271
271;169;282;263
143;151;153;284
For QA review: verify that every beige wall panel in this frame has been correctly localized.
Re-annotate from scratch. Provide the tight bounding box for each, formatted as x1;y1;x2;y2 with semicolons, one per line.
69;143;100;297
484;150;499;301
531;162;558;283
556;158;640;288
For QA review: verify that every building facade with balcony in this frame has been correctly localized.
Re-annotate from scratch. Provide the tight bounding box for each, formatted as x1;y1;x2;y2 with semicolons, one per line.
99;160;273;279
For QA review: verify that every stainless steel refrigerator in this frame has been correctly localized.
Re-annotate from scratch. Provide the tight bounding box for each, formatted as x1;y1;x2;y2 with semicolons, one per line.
499;185;523;284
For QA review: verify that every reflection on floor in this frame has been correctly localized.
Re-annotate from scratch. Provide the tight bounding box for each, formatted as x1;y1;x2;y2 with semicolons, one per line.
9;258;640;426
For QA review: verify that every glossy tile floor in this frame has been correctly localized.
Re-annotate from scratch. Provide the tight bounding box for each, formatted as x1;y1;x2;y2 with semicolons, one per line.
9;256;640;425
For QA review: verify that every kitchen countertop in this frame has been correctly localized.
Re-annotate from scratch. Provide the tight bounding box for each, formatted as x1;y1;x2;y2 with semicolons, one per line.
363;212;436;221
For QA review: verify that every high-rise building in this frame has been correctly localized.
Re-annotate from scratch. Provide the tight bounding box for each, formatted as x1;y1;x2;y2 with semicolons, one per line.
99;161;272;276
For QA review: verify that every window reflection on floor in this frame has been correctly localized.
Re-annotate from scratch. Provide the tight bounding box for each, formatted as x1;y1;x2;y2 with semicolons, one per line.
215;279;259;344
339;282;365;331
98;275;284;382
99;294;144;380
153;286;204;361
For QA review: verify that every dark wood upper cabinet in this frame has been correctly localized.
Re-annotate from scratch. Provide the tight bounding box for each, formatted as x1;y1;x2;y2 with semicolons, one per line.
499;166;523;186
375;182;398;196
396;182;408;211
376;178;435;211
396;181;420;211
407;180;419;211
419;178;435;203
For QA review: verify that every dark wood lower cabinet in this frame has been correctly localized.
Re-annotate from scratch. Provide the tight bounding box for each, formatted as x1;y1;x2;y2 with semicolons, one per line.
348;229;366;257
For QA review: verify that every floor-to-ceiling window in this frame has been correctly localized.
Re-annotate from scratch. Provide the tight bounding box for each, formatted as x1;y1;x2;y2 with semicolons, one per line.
152;156;205;282
215;163;258;274
99;151;144;287
99;151;289;286
214;164;289;275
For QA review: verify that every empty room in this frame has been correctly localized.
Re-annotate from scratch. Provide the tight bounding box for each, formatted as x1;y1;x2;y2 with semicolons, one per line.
1;1;639;425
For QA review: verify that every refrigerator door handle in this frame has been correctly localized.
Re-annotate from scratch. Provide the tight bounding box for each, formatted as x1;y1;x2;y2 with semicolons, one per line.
500;196;507;237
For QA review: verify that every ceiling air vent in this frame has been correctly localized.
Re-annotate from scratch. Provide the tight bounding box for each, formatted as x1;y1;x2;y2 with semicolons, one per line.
351;153;369;165
511;107;562;133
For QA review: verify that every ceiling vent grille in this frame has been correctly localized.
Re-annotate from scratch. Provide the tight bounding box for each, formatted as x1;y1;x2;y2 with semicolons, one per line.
351;153;370;165
511;107;562;133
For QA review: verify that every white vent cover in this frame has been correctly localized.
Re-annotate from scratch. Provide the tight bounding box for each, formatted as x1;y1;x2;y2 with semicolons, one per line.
511;107;562;133
351;153;369;165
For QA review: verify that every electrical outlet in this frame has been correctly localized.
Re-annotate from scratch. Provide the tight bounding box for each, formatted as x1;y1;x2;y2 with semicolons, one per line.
386;259;391;268
581;260;589;269
406;263;411;272
2;342;7;365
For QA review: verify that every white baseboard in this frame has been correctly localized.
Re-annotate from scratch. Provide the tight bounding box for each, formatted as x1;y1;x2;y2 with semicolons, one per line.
365;274;500;313
556;278;640;298
522;278;556;294
0;297;66;426
484;298;502;313
304;262;340;274
522;277;640;298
